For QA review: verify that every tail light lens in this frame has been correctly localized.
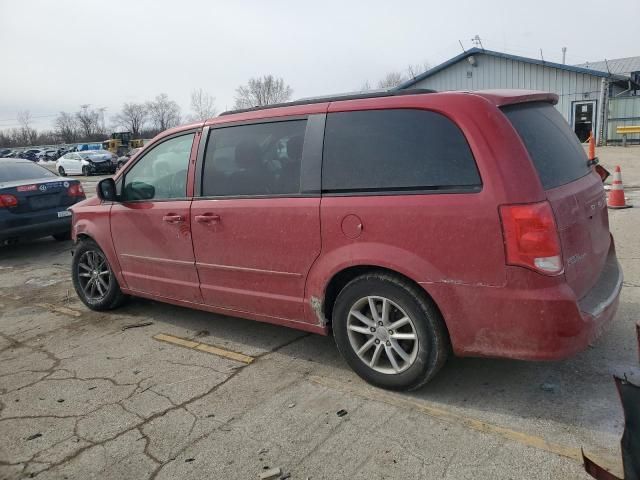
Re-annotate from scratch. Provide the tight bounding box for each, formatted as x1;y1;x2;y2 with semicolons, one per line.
499;201;563;275
68;183;85;198
0;194;18;208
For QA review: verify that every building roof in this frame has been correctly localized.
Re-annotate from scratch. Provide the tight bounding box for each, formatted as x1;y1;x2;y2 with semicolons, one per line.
575;56;640;76
397;48;629;89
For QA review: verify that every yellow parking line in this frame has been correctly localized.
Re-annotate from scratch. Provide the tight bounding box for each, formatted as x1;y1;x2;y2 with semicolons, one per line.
309;375;622;475
153;333;254;364
35;303;82;318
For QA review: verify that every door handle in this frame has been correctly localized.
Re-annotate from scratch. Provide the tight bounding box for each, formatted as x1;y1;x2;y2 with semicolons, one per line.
195;213;220;224
162;214;184;224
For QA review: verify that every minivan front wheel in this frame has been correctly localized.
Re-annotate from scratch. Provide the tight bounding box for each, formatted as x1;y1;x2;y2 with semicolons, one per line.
72;240;126;310
333;273;449;391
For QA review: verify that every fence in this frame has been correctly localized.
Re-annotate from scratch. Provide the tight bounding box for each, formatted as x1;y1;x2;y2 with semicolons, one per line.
608;96;640;144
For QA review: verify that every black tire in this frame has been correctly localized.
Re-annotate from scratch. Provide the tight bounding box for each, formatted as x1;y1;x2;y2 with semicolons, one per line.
58;166;66;176
332;272;449;391
72;239;126;311
52;231;71;241
82;166;90;176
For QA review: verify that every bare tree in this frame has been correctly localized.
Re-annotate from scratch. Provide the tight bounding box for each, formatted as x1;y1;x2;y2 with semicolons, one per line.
406;61;431;79
190;88;217;121
234;75;293;109
113;102;148;137
377;71;407;89
359;80;373;92
17;110;38;145
146;93;181;132
75;105;100;139
55;112;79;143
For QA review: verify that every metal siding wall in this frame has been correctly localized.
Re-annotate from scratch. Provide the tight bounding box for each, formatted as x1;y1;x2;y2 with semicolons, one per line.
608;97;640;142
411;54;606;125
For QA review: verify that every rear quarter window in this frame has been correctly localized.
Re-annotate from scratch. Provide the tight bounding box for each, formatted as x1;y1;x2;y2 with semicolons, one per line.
502;102;591;189
322;109;481;193
0;162;56;182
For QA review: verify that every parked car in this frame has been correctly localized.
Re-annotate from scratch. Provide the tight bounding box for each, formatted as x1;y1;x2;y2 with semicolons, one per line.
69;89;621;391
36;149;60;162
116;147;141;170
0;158;85;244
19;149;42;161
56;149;117;176
0;148;12;157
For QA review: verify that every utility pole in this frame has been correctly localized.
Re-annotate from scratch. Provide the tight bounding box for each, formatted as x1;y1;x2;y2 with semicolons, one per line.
562;47;567;64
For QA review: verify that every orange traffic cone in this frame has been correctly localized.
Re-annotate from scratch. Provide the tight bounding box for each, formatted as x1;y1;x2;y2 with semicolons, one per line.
607;166;632;209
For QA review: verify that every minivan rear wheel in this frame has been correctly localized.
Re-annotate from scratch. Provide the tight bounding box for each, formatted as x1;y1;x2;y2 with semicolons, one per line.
72;239;126;310
333;273;449;391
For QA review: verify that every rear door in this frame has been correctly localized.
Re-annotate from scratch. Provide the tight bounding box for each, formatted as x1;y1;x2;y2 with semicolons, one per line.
110;132;201;302
190;117;322;321
502;102;610;299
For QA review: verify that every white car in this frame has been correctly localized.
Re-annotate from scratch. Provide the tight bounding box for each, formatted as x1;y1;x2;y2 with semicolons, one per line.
56;150;117;176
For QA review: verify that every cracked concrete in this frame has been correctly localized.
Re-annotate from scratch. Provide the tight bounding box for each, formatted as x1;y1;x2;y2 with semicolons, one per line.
1;148;640;479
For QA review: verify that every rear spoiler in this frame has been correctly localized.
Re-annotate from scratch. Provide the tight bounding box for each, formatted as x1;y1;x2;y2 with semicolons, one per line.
470;90;559;107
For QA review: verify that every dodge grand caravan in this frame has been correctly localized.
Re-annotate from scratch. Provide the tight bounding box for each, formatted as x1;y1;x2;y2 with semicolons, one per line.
69;89;622;391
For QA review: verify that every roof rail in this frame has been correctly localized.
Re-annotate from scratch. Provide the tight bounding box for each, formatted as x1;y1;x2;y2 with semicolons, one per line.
219;88;437;116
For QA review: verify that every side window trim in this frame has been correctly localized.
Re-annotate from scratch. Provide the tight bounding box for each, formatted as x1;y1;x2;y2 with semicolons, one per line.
194;115;323;199
120;131;197;203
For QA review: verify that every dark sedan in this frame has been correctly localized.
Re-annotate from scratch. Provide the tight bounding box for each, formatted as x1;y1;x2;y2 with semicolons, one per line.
0;158;86;245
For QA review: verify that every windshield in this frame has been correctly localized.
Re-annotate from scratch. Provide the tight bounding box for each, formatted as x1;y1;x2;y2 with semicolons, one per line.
0;162;57;182
80;150;112;158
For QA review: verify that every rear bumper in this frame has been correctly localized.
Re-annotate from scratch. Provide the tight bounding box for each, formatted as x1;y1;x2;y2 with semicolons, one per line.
0;217;71;242
429;242;622;360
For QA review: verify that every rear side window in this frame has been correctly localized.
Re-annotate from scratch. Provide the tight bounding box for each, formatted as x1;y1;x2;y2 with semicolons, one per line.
322;109;481;193
202;120;307;196
0;162;56;182
502;102;590;189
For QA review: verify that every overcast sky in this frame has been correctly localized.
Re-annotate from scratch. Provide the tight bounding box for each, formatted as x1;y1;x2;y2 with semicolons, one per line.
1;0;639;131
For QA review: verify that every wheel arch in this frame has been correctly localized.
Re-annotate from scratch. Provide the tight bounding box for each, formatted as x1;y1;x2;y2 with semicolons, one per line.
322;265;447;333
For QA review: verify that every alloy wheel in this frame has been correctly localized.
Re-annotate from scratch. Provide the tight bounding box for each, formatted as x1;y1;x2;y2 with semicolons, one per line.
346;296;419;374
77;250;111;301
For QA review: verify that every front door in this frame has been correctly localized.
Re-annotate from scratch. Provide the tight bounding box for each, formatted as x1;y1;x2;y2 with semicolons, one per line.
110;132;202;303
572;101;596;142
191;119;321;321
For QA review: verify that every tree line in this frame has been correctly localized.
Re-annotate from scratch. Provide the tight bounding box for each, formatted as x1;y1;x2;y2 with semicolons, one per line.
1;64;431;148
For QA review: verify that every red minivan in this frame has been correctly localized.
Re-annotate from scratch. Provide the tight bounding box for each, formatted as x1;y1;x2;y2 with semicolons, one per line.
70;89;622;390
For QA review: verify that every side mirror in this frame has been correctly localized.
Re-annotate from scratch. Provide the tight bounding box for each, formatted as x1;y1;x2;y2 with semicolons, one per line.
124;181;155;201
97;178;117;202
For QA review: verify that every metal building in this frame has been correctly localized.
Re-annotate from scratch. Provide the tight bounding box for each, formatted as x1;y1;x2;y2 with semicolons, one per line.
398;48;640;144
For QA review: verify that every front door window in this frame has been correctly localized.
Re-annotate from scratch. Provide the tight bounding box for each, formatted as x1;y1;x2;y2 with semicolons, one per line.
123;134;194;201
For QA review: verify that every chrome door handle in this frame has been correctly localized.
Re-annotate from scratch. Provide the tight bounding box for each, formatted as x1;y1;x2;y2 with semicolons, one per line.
162;214;184;224
195;214;220;223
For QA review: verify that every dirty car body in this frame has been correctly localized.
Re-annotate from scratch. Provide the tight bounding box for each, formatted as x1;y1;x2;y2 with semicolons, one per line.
69;89;622;390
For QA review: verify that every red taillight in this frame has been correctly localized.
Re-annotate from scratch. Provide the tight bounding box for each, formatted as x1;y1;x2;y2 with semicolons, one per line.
68;183;85;198
499;201;563;275
0;194;18;208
